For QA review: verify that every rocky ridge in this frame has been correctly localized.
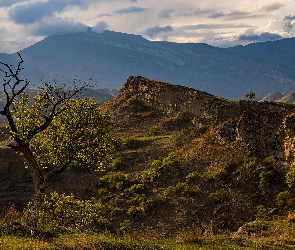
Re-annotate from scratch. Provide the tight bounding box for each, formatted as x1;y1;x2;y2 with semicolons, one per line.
105;76;295;162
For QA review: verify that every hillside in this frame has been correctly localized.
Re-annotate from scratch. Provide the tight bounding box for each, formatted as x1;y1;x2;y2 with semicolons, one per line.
2;77;295;238
1;30;295;99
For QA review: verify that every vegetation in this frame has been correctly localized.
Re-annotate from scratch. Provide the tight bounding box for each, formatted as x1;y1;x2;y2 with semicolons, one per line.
0;54;119;234
244;91;256;100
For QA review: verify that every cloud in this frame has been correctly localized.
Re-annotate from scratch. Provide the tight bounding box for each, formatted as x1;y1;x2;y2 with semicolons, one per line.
115;6;148;14
27;16;88;36
177;23;253;31
260;2;285;12
158;9;173;19
145;25;173;37
283;15;295;33
238;32;282;42
9;0;90;24
92;21;108;33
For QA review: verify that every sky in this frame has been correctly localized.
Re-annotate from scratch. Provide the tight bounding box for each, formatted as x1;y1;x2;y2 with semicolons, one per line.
0;0;295;53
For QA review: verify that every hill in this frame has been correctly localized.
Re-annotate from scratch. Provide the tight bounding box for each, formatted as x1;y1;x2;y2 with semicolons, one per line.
1;30;295;99
2;77;295;237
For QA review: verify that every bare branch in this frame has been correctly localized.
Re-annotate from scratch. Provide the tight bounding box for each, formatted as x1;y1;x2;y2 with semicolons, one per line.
43;161;71;187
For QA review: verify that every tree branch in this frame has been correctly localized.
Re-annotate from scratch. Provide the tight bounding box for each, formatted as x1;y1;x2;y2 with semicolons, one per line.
43;161;71;188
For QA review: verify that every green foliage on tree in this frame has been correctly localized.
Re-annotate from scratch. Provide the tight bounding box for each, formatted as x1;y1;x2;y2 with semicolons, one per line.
0;53;119;235
286;164;295;187
244;91;256;100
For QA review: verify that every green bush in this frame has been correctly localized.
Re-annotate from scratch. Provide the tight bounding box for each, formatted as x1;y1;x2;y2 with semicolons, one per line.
276;191;291;206
263;156;276;167
119;220;134;235
286;164;295;187
135;194;146;206
185;171;199;183
39;192;108;232
230;138;241;149
141;150;183;184
112;157;125;170
256;205;268;221
259;171;274;187
149;125;160;135
208;190;226;202
98;172;132;191
0;205;26;236
129;184;145;195
245;159;258;172
141;158;162;184
127;206;137;216
212;168;227;181
164;182;199;198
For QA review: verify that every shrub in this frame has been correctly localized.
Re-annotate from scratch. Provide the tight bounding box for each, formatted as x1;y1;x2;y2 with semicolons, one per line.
39;192;108;232
141;158;162;184
127;206;137;216
230;138;241;149
129;184;145;195
122;136;139;147
259;171;274;187
134;194;146;206
111;157;125;170
276;191;291;206
119;220;134;235
98;172;132;191
141;150;183;184
286;164;295;187
208;190;226;202
263;156;276;167
212;168;227;181
185;171;199;183
149;125;160;135
245;159;258;172
256;205;268;221
0;205;26;236
164;182;198;198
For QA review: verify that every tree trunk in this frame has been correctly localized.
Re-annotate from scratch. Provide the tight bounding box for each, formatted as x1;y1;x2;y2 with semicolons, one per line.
25;187;45;235
18;143;45;235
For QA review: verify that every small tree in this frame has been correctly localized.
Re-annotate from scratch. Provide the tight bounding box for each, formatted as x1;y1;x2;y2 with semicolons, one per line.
0;53;119;235
244;91;256;100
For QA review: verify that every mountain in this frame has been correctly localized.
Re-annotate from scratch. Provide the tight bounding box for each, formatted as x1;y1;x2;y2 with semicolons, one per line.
225;38;295;71
0;30;295;99
0;87;119;113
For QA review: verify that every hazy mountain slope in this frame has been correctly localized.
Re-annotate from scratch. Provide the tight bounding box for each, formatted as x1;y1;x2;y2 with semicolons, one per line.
225;38;295;70
1;31;295;99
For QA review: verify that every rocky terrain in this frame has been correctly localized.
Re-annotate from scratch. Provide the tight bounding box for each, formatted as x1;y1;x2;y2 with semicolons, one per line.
1;77;295;236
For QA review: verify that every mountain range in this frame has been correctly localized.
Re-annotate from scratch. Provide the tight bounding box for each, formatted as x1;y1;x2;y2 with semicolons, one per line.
0;30;295;100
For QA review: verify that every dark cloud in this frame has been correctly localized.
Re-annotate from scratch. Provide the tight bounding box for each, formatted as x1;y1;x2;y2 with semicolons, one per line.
260;2;285;11
9;0;89;24
130;0;137;2
178;8;265;20
145;25;172;37
158;9;173;19
115;6;147;14
92;21;108;33
28;17;88;36
238;32;282;42
283;15;295;33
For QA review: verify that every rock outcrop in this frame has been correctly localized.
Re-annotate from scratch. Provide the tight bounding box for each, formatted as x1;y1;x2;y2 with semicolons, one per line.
111;76;295;161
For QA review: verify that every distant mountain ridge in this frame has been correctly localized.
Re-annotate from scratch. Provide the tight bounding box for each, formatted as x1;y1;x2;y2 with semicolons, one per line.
0;30;295;99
